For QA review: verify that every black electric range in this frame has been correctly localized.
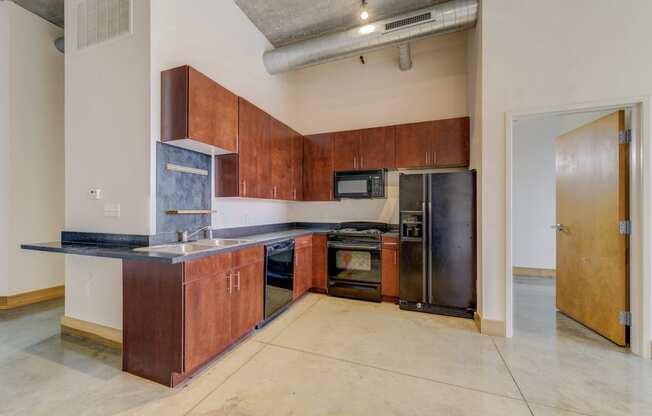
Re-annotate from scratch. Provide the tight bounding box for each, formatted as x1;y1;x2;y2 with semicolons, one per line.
327;222;390;302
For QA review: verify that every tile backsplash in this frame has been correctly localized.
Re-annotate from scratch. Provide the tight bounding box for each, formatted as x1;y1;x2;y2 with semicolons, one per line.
156;142;211;234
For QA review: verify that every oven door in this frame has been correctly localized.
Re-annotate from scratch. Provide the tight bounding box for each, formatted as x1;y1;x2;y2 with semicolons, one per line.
327;241;381;284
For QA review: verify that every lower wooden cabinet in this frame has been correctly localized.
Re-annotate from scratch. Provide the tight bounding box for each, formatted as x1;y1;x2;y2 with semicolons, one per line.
381;236;399;299
294;236;313;298
311;235;328;292
123;246;264;387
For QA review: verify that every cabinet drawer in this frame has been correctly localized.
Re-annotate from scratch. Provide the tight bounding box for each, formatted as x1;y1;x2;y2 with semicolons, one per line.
294;235;313;249
382;236;399;250
233;245;264;268
185;252;232;283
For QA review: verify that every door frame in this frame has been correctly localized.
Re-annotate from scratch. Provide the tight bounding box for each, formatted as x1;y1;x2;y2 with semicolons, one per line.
505;95;651;358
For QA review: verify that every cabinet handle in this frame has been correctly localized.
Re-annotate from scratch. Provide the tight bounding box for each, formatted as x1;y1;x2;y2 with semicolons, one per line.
425;152;429;165
227;273;232;294
432;151;437;166
360;155;364;168
273;186;277;198
236;271;241;291
394;251;397;265
242;180;247;196
293;189;297;200
354;156;357;169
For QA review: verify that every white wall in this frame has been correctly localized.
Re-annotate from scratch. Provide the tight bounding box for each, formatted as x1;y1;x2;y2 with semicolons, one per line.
150;0;298;230
512;115;558;270
64;0;151;328
481;0;652;338
0;2;64;296
287;32;468;224
0;2;9;296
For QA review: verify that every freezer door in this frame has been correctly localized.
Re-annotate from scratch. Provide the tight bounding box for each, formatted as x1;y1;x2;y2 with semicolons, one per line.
428;171;476;310
399;173;424;212
399;240;424;302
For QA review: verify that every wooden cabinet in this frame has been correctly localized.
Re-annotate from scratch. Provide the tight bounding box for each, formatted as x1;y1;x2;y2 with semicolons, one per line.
381;236;399;299
293;236;313;299
395;121;435;169
291;131;304;201
123;245;264;387
311;235;328;292
304;134;334;201
433;116;470;168
332;130;361;171
271;119;293;200
161;65;238;152
331;127;396;172
395;117;469;169
237;98;270;198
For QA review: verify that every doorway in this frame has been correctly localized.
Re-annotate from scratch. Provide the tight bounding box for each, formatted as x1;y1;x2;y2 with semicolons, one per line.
505;98;651;358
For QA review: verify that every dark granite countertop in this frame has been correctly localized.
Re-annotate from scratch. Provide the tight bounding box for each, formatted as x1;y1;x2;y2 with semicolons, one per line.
22;228;332;264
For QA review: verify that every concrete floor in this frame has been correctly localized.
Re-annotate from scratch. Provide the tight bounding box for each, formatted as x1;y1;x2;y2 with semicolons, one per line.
1;278;652;415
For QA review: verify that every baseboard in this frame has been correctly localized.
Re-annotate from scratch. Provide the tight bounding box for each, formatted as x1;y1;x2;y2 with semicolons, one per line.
60;316;122;350
474;311;506;336
0;285;64;310
513;267;556;278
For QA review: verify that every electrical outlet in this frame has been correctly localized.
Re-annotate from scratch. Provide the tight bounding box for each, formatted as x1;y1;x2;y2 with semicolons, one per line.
89;188;102;200
104;203;121;218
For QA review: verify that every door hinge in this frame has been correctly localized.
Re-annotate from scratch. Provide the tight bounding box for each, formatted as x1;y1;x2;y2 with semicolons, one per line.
619;129;632;144
619;220;631;235
619;311;632;327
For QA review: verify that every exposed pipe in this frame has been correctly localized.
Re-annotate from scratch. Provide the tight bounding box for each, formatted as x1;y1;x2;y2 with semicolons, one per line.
263;0;477;75
398;43;412;71
54;36;64;53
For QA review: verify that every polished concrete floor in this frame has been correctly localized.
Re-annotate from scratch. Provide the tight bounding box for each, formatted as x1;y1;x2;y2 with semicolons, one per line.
1;278;651;415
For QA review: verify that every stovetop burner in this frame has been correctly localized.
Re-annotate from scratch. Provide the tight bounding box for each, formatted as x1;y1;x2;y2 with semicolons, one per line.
328;222;390;240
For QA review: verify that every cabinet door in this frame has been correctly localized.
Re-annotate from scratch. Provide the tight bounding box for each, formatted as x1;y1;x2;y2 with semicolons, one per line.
303;134;334;201
359;127;395;170
231;261;264;340
332;130;360;172
238;98;262;198
184;272;231;372
291;132;304;201
187;67;238;152
294;246;313;299
256;112;272;199
432;117;470;168
381;247;399;298
311;235;328;291
270;119;293;200
395;121;435;169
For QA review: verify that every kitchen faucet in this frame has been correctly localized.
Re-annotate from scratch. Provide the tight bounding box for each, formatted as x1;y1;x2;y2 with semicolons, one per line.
178;225;213;243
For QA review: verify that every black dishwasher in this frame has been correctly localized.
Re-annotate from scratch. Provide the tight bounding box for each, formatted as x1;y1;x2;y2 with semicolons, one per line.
262;240;295;322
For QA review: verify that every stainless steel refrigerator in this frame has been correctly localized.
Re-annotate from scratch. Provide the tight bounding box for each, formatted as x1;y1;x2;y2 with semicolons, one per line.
398;171;476;318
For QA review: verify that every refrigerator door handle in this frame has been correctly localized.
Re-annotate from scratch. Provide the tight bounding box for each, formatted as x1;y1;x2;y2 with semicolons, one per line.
427;175;433;305
422;175;428;304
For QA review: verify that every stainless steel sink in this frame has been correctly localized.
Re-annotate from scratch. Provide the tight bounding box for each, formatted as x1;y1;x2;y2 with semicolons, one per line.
134;239;252;255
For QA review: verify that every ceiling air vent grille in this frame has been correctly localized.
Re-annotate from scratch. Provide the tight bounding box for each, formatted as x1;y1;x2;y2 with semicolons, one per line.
385;12;432;31
76;0;131;50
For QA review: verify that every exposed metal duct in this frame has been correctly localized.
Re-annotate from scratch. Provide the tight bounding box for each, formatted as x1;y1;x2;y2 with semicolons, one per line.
263;0;478;75
398;43;412;71
54;36;65;53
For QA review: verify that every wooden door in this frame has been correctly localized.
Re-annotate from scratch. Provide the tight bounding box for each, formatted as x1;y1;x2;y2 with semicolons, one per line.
230;261;264;340
359;127;395;170
184;271;231;372
395;121;435;168
381;237;399;298
311;235;328;291
432;117;470;167
555;111;629;346
238;98;262;198
291;132;304;201
332;130;360;171
270;119;292;200
303;134;334;201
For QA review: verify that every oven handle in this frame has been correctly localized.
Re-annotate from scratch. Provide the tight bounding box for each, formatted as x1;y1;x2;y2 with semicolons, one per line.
327;242;381;251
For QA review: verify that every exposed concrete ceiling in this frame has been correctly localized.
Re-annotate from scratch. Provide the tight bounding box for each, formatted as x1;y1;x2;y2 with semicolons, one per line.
10;0;63;27
234;0;447;47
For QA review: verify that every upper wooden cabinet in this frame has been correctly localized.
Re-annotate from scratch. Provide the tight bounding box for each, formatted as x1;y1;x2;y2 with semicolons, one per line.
395;117;469;169
161;65;238;153
238;98;270;198
270;119;293;200
331;127;396;172
303;134;334;201
291;130;304;201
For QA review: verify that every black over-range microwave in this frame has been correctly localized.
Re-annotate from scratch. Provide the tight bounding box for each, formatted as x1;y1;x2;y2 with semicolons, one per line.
333;170;385;199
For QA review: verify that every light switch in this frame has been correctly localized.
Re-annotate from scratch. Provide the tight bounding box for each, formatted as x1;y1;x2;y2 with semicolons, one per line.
89;188;102;200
